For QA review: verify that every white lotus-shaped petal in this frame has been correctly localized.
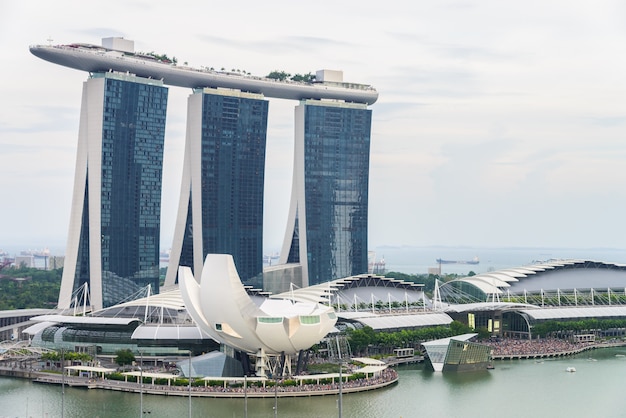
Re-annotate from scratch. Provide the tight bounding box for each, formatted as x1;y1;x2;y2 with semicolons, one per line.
179;254;337;355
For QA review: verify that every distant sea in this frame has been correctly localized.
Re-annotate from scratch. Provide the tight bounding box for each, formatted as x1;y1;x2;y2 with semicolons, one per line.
371;246;626;276
4;244;625;278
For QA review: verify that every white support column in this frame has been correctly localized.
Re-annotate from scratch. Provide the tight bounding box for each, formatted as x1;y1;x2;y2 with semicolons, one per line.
591;288;595;306
255;348;268;378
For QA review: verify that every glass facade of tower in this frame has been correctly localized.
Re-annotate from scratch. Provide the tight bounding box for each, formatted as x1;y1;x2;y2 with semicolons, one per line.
74;74;168;308
179;92;268;284
291;103;371;285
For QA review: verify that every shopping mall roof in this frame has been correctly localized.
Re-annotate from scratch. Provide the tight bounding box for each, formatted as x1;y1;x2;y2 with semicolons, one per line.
441;259;626;298
519;305;626;321
131;324;211;340
0;309;52;319
30;314;141;326
337;311;453;331
443;302;538;314
271;274;424;305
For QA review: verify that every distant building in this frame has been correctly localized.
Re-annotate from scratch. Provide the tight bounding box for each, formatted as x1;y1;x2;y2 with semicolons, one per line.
0;309;51;342
14;256;34;269
47;256;64;270
428;267;442;276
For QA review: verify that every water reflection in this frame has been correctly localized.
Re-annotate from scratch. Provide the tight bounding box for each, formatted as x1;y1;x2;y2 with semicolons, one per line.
441;369;493;385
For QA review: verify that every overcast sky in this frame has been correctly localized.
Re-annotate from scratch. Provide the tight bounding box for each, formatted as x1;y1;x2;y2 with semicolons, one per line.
2;1;626;256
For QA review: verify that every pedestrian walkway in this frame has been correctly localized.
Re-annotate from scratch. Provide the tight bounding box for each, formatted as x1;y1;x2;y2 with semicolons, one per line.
29;368;398;398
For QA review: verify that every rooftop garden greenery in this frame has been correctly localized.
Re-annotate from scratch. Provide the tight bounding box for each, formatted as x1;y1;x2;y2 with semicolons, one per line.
267;70;316;82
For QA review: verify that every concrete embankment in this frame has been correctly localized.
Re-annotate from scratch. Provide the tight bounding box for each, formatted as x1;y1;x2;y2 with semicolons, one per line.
0;366;40;379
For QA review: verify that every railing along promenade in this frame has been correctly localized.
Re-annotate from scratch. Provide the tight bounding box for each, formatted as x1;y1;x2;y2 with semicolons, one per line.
0;365;398;399
384;355;425;366
35;376;398;398
490;341;626;361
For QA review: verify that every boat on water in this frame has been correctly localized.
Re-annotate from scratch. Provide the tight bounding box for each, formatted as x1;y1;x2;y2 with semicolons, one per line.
566;367;576;373
436;256;479;265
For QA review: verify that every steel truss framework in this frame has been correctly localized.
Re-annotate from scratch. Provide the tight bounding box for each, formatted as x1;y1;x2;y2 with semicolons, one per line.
439;283;626;308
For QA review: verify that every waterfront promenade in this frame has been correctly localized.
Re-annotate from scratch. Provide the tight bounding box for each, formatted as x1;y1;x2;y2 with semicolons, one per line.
487;338;626;360
3;338;625;400
32;370;398;398
0;365;398;399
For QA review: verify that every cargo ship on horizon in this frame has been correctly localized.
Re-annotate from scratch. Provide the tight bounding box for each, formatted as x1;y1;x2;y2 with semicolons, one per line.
436;256;479;265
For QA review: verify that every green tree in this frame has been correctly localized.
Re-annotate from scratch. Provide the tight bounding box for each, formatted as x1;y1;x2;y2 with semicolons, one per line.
449;320;472;335
290;72;315;82
267;70;291;81
475;327;491;340
114;349;135;366
347;326;376;354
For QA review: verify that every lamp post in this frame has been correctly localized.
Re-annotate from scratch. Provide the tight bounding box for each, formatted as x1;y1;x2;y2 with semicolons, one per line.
244;375;248;418
335;336;343;418
273;376;278;418
139;351;143;418
188;350;192;418
61;349;65;418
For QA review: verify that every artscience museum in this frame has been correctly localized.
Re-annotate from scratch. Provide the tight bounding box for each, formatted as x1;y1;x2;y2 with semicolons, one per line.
179;254;338;376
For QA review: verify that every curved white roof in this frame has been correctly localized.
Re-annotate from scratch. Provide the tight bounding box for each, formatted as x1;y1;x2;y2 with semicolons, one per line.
96;289;187;312
444;302;538;314
271;274;423;304
442;259;626;301
495;270;529;278
520;306;626;320
479;273;520;283
21;321;58;336
447;277;504;295
30;314;141;326
349;312;453;330
131;324;211;340
352;357;386;365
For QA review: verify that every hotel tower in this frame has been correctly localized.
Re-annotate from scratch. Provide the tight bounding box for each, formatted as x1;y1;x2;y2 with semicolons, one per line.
279;100;371;287
164;88;269;286
31;38;377;306
58;72;168;310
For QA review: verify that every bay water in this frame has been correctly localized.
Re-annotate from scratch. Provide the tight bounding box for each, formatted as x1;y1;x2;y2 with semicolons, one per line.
373;246;626;276
2;347;625;418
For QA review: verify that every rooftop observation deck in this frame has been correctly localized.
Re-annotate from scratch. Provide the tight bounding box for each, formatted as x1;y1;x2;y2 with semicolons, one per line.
30;44;378;105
